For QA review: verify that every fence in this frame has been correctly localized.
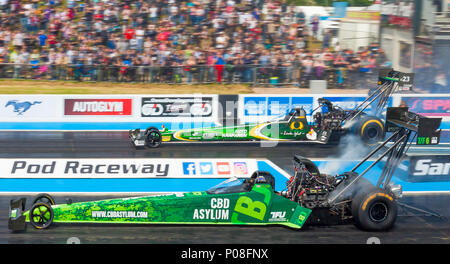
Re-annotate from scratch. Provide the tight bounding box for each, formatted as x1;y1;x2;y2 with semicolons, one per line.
0;63;379;88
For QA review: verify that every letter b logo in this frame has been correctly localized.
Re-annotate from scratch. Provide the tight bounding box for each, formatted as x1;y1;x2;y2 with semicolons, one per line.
234;196;266;221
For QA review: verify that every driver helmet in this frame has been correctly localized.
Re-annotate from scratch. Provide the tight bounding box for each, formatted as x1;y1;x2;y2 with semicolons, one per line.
255;175;267;183
297;107;306;117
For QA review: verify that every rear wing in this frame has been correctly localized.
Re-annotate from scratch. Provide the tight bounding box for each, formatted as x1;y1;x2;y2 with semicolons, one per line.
386;107;441;145
327;107;441;204
343;69;414;123
378;68;415;91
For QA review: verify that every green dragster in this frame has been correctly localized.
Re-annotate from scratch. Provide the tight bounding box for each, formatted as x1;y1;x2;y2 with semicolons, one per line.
129;106;385;148
8;174;312;231
129;70;417;149
130;108;328;148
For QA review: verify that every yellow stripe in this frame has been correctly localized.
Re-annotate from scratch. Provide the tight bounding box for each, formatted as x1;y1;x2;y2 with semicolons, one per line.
173;130;197;141
162;136;171;142
249;123;270;140
249;123;291;141
361;119;383;137
362;193;393;210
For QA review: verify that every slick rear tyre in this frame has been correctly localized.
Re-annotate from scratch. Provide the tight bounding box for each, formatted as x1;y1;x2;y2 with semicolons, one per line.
145;127;162;148
29;203;54;230
356;116;385;146
352;189;397;231
32;193;56;206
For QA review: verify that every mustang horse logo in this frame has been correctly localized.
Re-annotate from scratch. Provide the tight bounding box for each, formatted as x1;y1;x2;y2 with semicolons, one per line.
5;100;41;115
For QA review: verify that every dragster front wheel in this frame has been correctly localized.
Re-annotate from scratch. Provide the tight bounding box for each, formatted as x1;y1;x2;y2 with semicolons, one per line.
32;193;56;206
145;127;162;148
29;203;54;229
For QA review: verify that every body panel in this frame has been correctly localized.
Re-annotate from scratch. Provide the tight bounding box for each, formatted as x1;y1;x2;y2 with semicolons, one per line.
160;116;319;142
23;184;312;229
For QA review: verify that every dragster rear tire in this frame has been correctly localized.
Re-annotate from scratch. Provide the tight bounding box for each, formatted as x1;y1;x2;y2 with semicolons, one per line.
351;189;397;231
356;116;385;146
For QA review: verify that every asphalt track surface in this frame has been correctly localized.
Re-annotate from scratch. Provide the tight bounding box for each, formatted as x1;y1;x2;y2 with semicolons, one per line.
0;131;344;160
0;131;448;244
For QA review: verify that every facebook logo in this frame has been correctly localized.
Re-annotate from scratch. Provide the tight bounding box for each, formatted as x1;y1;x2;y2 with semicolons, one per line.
199;162;213;175
183;162;196;175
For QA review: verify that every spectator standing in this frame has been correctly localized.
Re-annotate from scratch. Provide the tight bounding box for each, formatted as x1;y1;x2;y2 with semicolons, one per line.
322;29;331;49
38;30;47;49
242;50;254;83
214;50;225;83
311;16;319;39
296;8;305;24
301;55;313;83
185;55;196;84
135;26;145;52
149;4;158;24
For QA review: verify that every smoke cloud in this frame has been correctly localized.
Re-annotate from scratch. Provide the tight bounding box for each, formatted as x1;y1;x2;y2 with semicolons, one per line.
318;134;372;176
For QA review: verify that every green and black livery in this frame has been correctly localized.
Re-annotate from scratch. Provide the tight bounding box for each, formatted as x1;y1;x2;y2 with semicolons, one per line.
9;172;312;231
130;69;414;149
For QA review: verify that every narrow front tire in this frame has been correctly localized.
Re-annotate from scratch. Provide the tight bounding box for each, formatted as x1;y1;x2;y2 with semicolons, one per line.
32;193;56;206
29;203;54;230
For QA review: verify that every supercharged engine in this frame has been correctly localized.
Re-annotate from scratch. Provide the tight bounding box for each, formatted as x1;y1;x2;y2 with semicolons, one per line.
283;157;341;209
314;99;353;131
282;156;357;225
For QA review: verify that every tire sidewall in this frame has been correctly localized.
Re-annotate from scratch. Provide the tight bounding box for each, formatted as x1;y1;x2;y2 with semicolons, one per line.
352;190;397;231
357;116;385;145
29;202;54;229
32;193;56;206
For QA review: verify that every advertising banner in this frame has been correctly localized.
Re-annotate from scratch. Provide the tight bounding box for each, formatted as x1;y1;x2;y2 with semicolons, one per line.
346;11;380;21
64;98;133;116
408;155;450;182
239;94;394;124
400;96;450;117
243;96;266;116
239;95;314;123
0;158;258;179
0;94;220;130
141;96;213;118
0;94;447;130
380;1;415;30
322;95;393;112
0;95;62;119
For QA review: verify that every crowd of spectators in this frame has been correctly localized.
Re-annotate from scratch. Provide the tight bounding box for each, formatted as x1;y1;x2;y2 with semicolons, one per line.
0;0;395;87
